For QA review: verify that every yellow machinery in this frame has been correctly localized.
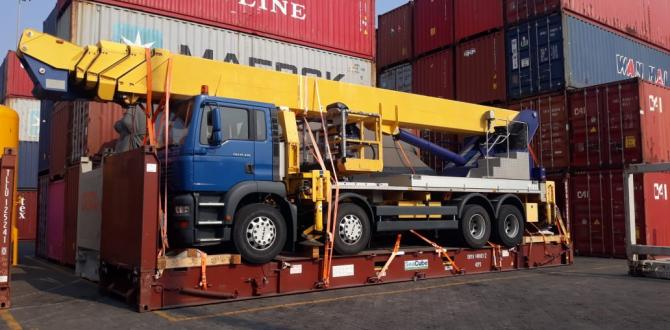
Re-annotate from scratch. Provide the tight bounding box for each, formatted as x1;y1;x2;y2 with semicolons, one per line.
0;105;19;266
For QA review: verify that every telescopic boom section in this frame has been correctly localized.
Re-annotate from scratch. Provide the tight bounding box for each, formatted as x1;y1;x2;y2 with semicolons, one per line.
17;29;518;135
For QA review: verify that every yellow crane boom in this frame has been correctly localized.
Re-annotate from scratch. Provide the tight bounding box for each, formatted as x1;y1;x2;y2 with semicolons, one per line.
17;29;518;136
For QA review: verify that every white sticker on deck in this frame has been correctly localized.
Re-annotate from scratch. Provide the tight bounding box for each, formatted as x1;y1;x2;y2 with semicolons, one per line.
0;275;7;283
146;163;157;173
290;264;302;275
502;250;510;257
332;264;354;277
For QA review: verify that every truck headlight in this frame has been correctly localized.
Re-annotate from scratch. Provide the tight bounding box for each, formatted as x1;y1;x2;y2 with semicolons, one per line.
175;205;190;215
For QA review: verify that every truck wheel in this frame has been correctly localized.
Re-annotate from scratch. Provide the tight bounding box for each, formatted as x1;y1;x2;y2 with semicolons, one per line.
233;204;287;264
334;203;371;255
459;204;491;248
493;205;525;247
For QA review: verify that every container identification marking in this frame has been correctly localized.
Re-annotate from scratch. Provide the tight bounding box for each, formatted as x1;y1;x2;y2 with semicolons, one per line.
332;264;354;277
404;259;429;271
146;163;157;173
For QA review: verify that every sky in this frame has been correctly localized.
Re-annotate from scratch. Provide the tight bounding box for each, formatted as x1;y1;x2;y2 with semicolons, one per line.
0;0;409;62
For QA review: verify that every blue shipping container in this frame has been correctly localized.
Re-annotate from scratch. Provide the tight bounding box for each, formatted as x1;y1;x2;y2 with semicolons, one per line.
507;13;670;99
18;141;39;189
38;100;52;174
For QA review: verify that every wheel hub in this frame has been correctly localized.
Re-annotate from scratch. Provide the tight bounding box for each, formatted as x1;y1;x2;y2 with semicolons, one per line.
503;214;519;238
246;216;277;251
469;214;486;240
339;214;363;245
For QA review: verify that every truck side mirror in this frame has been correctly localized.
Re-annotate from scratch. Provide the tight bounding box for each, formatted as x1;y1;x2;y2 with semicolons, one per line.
210;107;223;145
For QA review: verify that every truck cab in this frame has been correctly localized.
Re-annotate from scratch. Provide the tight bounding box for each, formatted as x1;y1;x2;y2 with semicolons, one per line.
160;95;296;263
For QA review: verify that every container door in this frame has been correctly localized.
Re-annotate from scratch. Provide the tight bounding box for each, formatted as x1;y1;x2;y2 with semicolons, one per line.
194;104;255;191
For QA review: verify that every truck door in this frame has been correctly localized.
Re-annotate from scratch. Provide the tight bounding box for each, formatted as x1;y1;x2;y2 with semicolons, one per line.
194;103;255;191
251;107;273;182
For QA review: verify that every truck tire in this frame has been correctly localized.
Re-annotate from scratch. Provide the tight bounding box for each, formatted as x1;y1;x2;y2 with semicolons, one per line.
459;204;491;248
233;203;287;264
493;205;525;247
334;203;371;255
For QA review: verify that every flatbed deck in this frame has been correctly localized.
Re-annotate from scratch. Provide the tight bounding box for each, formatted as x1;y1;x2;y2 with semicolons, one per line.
6;242;670;329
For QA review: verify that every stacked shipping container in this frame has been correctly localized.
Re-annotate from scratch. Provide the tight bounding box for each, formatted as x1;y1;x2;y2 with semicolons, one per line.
36;0;379;267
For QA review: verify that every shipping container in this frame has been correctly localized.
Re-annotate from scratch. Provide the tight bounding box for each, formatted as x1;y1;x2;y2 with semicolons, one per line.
18;141;39;189
570;169;670;258
46;180;65;262
49;103;70;178
38;100;52;174
455;0;503;42
0;51;35;102
5;98;40;142
505;0;670;52
413;0;454;56
56;0;375;59
413;48;455;99
76;165;103;281
58;1;374;86
16;190;37;240
419;131;459;174
507;13;670;100
378;63;412;93
36;175;49;258
569;79;670;169
63;165;82;266
377;3;413;69
455;31;506;104
69;101;124;165
508;92;569;170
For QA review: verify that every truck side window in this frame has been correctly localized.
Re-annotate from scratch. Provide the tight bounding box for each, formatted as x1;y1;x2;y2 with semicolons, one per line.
255;110;266;141
200;105;250;144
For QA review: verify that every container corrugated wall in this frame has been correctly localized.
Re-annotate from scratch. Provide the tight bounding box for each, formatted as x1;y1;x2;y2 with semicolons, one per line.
17;190;38;240
454;0;503;42
69;101;124;165
413;0;454;57
509;92;569;170
5;98;40;142
377;3;413;69
46;180;65;262
0;51;35;102
505;0;670;52
455;31;506;104
49;103;70;178
57;0;375;59
37;175;49;257
378;63;412;93
64;165;81;266
18;141;39;189
507;13;670;100
61;0;373;86
413;48;454;99
569;79;670;169
38;100;52;174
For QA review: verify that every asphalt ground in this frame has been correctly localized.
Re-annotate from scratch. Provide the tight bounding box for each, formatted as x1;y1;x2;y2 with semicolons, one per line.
3;242;670;330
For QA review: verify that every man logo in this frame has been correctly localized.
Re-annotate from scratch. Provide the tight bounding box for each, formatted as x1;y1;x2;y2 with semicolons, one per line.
649;95;663;113
654;183;668;201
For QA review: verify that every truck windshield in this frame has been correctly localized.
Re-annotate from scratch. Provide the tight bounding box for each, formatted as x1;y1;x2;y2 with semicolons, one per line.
156;100;194;148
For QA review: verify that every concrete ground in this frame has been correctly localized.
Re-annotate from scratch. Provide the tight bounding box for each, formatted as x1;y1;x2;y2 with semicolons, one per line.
3;242;670;330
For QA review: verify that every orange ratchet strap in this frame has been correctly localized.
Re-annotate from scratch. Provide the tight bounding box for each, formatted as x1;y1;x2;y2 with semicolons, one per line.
410;230;461;274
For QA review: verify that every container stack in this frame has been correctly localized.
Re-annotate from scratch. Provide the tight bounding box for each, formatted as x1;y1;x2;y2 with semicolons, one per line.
35;0;376;269
0;51;40;241
378;0;670;258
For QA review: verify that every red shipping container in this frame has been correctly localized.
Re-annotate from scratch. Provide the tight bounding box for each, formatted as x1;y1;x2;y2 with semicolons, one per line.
69;101;125;165
420;131;459;174
413;48;455;99
36;175;49;258
46;180;65;263
413;0;454;56
455;0;503;41
49;103;70;178
16;190;37;240
570;79;670;169
377;3;413;69
455;32;506;104
509;92;569;170
63;165;80;266
570;169;670;258
505;0;670;52
56;0;375;60
0;51;35;102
